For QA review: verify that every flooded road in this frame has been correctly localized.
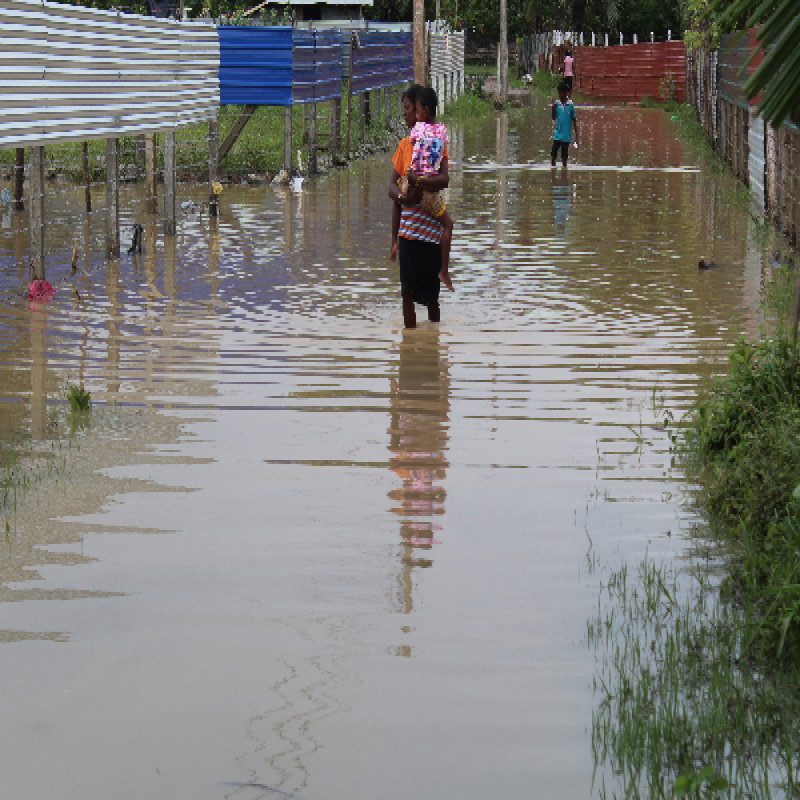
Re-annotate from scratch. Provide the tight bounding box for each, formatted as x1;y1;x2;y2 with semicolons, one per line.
0;101;765;799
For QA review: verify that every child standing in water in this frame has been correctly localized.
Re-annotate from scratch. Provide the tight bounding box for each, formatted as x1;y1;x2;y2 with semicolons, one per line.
397;87;454;292
551;80;579;167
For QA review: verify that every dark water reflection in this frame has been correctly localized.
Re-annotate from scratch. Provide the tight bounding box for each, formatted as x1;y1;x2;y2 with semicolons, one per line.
0;104;768;799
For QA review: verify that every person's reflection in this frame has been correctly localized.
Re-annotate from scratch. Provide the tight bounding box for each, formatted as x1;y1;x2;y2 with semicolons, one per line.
387;327;450;623
552;169;573;237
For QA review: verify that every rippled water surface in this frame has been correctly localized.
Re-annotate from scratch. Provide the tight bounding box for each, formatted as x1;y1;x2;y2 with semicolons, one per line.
0;103;766;799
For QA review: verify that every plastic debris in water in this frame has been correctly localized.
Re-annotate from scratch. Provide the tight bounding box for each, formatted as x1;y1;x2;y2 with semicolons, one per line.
28;279;55;303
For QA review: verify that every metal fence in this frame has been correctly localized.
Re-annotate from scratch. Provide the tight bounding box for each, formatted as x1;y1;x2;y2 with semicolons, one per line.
428;26;465;111
573;41;687;104
218;25;292;106
0;0;219;148
688;29;800;246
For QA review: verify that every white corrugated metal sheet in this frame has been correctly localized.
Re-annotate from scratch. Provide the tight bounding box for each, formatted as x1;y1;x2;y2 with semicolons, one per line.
748;109;765;211
0;0;219;148
428;30;464;79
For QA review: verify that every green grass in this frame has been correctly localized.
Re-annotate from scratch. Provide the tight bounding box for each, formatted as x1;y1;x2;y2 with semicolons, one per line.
680;326;800;661
589;556;800;799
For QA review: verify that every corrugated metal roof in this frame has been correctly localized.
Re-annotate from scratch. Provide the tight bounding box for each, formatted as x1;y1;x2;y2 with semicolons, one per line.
0;0;219;148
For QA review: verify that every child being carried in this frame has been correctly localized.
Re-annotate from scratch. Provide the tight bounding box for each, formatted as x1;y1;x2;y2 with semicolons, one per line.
397;87;454;291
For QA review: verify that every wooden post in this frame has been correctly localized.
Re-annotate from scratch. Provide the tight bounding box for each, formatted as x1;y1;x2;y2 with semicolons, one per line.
136;134;147;179
284;106;293;172
497;0;508;104
309;102;318;174
329;96;341;164
82;142;92;213
164;129;176;236
413;0;426;83
14;148;24;211
29;146;45;280
218;104;256;163
105;138;120;258
359;92;367;143
145;133;157;213
208;115;219;217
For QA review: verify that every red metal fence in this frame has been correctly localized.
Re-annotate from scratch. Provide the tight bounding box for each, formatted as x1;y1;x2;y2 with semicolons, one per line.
573;41;686;104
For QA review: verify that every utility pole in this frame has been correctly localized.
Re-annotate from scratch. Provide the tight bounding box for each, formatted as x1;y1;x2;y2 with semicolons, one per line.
497;0;508;104
413;0;426;84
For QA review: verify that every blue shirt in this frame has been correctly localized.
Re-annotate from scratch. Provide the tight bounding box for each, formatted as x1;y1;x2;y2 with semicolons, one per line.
553;99;576;142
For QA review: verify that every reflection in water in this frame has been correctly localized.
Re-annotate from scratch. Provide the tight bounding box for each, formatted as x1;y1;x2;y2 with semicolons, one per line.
552;169;573;237
388;328;450;627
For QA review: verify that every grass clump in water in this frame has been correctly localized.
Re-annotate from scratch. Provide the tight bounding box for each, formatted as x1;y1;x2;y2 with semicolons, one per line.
589;557;800;799
681;323;800;660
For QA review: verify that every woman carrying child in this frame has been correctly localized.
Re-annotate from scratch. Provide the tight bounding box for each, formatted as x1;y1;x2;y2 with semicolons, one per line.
388;86;454;329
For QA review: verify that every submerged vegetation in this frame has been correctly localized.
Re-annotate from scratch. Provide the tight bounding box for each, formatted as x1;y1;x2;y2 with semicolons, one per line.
590;557;800;799
681;263;800;662
591;259;800;797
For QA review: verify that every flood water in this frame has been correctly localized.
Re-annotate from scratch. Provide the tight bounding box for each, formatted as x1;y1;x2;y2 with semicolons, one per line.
0;101;766;799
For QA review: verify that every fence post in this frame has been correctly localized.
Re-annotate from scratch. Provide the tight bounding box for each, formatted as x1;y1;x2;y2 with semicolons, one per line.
82;142;92;213
309;102;318;174
163;129;176;237
106;138;120;258
145;133;157;213
359;92;367;143
329;97;341;164
29;146;45;281
208;115;219;217
284;106;293;172
14;148;25;211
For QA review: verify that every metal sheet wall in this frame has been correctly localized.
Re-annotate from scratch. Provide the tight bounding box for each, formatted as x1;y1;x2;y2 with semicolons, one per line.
0;0;219;148
749;109;765;210
350;31;412;94
218;26;292;106
428;30;464;78
718;32;751;109
292;29;343;104
573;41;687;103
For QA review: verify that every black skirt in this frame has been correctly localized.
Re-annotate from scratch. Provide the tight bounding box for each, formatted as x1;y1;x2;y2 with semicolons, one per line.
398;237;441;305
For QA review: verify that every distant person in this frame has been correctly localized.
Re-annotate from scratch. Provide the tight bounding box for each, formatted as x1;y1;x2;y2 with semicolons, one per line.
551;80;579;167
562;49;574;93
388;86;452;328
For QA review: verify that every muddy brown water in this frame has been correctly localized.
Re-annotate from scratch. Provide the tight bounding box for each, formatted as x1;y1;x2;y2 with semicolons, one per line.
0;103;766;799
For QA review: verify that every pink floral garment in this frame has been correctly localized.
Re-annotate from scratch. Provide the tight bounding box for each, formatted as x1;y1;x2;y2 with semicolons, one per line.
409;122;449;176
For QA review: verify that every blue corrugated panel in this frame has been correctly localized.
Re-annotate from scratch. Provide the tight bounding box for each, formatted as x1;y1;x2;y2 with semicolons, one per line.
351;31;412;94
219;26;293;106
292;29;343;104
